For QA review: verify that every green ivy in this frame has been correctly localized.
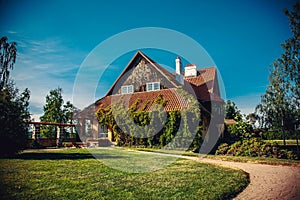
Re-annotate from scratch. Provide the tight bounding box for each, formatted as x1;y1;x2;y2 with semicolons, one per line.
96;88;202;149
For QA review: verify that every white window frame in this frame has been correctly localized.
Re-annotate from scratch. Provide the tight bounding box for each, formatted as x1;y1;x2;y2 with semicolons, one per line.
121;85;134;94
146;82;160;91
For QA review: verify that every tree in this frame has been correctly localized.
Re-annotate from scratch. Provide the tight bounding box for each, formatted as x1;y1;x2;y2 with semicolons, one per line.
63;101;75;124
283;3;300;111
0;37;30;156
227;120;254;141
0;36;17;89
40;88;75;137
256;3;300;146
225;100;242;121
246;113;258;128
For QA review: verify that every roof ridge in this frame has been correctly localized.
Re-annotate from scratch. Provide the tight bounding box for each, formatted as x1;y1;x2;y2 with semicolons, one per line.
104;51;141;96
105;50;180;96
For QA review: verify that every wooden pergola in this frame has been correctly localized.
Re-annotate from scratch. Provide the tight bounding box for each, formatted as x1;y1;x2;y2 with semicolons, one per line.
26;121;76;147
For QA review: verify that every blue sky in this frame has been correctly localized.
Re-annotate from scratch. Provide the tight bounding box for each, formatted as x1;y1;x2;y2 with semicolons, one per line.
0;0;295;120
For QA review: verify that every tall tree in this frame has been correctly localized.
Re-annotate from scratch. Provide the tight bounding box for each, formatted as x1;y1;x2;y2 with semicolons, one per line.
40;88;75;137
283;3;300;124
256;3;300;146
225;100;242;121
40;88;64;124
0;36;17;89
0;36;30;156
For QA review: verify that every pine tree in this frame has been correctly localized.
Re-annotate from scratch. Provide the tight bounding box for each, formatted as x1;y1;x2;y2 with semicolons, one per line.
40;88;75;137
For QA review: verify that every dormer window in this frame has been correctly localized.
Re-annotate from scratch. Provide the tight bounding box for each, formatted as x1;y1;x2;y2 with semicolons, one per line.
146;82;160;91
121;85;133;94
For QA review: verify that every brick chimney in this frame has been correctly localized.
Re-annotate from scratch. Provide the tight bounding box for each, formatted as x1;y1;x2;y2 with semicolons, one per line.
185;64;197;77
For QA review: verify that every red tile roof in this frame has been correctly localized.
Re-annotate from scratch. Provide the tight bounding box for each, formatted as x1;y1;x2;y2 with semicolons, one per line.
96;88;190;112
185;67;216;88
184;67;223;102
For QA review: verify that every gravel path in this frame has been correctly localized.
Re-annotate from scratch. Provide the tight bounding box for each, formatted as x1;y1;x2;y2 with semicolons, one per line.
187;156;300;200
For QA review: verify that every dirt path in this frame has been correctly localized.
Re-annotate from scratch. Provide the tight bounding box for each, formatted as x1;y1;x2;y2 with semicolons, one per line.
187;156;300;200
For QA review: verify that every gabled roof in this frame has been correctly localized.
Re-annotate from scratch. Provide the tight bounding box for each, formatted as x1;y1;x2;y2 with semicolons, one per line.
95;51;224;114
184;67;223;102
105;50;180;96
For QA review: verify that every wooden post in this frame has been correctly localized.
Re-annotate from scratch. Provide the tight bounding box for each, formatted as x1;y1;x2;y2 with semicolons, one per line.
33;124;40;140
32;124;36;139
56;126;64;147
32;124;40;147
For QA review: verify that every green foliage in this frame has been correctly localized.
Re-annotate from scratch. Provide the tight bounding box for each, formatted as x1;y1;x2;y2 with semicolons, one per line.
0;85;31;156
0;37;30;156
227;120;254;140
216;138;297;160
215;143;230;155
225;100;242;121
40;88;75;137
0;36;17;89
262;130;287;140
159;111;181;147
256;3;300;142
96;88;202;149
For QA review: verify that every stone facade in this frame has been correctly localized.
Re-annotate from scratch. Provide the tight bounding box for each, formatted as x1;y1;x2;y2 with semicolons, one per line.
109;58;176;95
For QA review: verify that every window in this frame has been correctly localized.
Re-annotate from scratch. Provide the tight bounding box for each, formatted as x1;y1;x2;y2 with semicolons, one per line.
146;82;160;91
85;119;91;134
121;85;133;94
99;126;108;138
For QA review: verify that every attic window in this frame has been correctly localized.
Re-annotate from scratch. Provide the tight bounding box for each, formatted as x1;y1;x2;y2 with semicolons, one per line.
146;82;160;91
121;85;133;94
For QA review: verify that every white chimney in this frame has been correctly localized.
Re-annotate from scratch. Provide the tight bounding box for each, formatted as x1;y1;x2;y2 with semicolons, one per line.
175;56;181;75
175;56;184;85
185;64;197;77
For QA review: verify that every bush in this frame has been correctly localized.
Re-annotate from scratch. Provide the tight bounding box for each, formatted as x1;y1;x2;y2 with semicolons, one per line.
215;143;230;155
216;138;297;160
227;120;253;140
0;86;30;157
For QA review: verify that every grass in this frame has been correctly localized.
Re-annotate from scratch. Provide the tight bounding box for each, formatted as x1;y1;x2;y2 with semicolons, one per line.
264;139;299;146
204;155;300;166
0;148;249;200
130;147;300;166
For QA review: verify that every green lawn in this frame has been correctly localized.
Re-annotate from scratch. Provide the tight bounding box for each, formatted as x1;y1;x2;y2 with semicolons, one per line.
0;148;249;200
264;139;299;146
133;147;300;166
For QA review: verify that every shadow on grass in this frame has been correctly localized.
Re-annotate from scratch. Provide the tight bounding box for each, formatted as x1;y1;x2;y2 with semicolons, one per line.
4;152;125;160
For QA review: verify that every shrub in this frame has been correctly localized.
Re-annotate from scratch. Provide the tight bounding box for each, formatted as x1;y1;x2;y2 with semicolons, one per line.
215;143;229;155
0;87;30;157
227;120;253;140
216;138;297;160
